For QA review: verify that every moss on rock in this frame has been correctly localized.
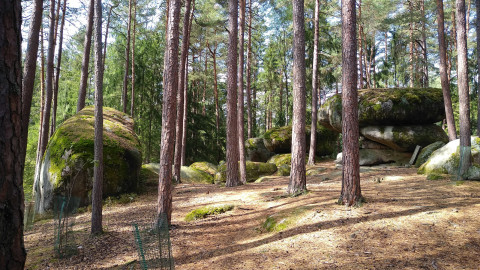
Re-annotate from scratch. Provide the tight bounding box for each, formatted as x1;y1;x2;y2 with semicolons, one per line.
214;161;278;183
189;162;217;176
319;88;445;131
415;141;446;168
245;138;273;162
418;136;480;180
263;125;338;155
185;205;234;221
267;154;293;167
180;166;214;184
34;106;142;213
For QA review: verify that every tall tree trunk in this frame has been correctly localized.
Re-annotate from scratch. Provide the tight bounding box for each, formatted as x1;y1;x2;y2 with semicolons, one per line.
476;0;480;137
0;0;26;267
226;0;240;187
421;0;429;87
238;0;247;184
122;0;133;114
51;0;67;135
158;0;181;225
77;0;94;112
35;27;46;187
282;31;289;124
358;0;363;89
437;0;457;140
37;0;57;175
21;0;44;166
91;0;104;235
208;43;220;160
130;0;136;118
456;0;471;178
181;54;189;166
102;4;116;70
288;0;307;195
246;0;253;138
409;0;414;87
340;0;361;206
173;0;193;183
308;0;320;166
202;50;207;116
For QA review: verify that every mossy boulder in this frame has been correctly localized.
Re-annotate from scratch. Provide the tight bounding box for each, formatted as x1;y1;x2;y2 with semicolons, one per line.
359;136;390;149
418;137;480;179
319;88;445;132
189;162;217;176
360;125;449;152
267;154;293;167
336;149;411;166
180;166;214;184
263;125;338;155
276;164;291;176
415;141;446;168
33;106;142;213
245;137;274;162
214;161;278;183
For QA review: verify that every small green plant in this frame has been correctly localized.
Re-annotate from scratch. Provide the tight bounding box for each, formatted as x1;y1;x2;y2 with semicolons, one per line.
262;216;290;232
184;205;234;221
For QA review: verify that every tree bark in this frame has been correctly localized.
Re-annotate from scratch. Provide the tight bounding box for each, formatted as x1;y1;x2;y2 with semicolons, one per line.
37;0;57;171
226;0;240;187
358;0;363;89
246;0;253;138
436;0;457;141
340;0;361;206
477;0;480;137
122;0;132;114
130;0;136;118
409;0;414;87
208;43;220;157
173;0;193;183
77;0;94;112
35;27;46;185
308;0;320;166
158;0;181;225
456;0;471;178
288;0;307;195
102;4;116;70
0;0;26;267
91;0;104;235
421;0;429;87
21;0;44;166
238;0;247;184
181;54;189;166
51;0;67;135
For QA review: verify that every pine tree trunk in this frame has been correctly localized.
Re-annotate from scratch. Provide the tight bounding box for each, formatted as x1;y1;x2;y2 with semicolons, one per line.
181;55;189;166
308;0;320;166
103;4;115;70
38;0;57;167
35;27;46;187
455;0;471;178
91;0;104;235
437;0;457;141
409;0;414;87
288;0;307;195
0;0;26;267
21;0;44;166
51;0;67;135
158;0;181;225
340;0;362;206
246;0;253;138
358;0;363;89
208;43;221;160
130;0;136;118
173;0;193;183
238;0;247;184
477;0;480;137
226;0;240;187
77;0;94;112
122;0;132;114
421;0;429;87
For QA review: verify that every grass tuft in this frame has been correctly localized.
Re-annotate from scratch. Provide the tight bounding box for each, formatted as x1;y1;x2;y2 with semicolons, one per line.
185;205;234;222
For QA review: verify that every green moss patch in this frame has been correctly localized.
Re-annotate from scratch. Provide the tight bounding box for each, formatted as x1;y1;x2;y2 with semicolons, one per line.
261;206;313;232
185;205;234;222
426;174;444;180
189;162;217;176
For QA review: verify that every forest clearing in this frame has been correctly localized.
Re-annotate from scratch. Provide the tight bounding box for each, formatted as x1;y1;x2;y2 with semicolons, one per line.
25;160;480;269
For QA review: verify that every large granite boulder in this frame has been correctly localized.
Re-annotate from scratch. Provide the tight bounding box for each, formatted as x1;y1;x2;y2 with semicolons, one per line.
336;149;411;166
245;138;273;162
263;125;338;155
214;161;277;183
415;141;446;168
180;166;214;184
189;162;217;176
360;125;449;152
141;163;214;184
319;88;445;132
34;107;142;213
418;137;480;179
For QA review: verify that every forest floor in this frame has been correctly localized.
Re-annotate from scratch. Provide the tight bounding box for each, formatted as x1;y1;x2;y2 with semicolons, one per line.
25;159;480;269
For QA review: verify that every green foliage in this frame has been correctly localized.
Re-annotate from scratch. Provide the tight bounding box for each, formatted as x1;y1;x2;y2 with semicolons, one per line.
184;205;234;222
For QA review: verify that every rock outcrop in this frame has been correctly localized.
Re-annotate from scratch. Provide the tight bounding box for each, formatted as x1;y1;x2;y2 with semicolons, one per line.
245;138;273;162
214;161;277;183
34;107;142;213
